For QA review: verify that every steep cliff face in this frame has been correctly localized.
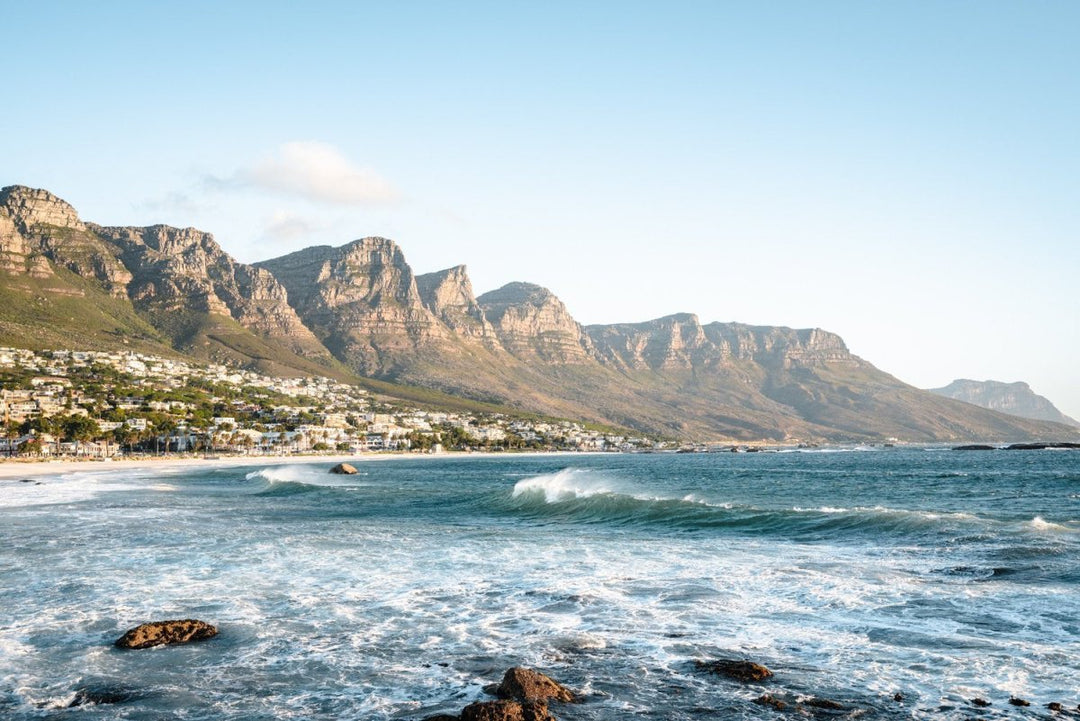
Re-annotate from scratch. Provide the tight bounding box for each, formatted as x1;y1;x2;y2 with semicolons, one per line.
587;315;860;372
257;237;446;373
930;379;1080;428
415;265;494;339
0;186;131;294
91;223;329;360
477;282;595;363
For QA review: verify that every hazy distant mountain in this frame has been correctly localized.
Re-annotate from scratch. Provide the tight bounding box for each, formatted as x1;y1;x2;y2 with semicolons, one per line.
930;379;1080;428
2;183;1077;443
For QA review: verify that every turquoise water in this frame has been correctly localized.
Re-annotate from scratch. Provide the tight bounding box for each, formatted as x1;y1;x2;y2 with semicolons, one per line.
1;449;1078;719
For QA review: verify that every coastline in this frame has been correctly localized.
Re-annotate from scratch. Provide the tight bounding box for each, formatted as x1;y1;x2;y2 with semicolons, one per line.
0;450;593;480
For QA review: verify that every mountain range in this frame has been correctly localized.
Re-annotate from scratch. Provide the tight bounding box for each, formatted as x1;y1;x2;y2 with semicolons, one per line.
1;184;1075;443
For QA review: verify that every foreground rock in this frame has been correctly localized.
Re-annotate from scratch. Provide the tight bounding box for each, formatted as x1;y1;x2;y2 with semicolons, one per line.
495;667;576;703
113;619;218;649
696;659;773;682
329;462;358;475
461;700;554;721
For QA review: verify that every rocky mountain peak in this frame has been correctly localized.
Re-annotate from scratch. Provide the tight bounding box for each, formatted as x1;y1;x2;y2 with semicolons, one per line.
477;282;594;363
930;379;1080;427
415;265;493;339
0;185;85;232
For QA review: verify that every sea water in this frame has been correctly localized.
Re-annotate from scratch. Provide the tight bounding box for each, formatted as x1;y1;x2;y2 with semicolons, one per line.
1;449;1078;719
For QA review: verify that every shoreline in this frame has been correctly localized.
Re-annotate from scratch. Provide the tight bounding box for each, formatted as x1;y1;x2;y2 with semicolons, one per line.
0;450;595;480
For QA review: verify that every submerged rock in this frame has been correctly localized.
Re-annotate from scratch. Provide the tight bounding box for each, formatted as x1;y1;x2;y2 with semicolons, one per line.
329;462;358;475
971;698;991;707
754;694;787;710
695;659;773;682
113;619;217;649
460;700;553;721
1009;697;1031;707
952;444;996;451
1047;702;1064;712
495;667;576;703
63;684;138;708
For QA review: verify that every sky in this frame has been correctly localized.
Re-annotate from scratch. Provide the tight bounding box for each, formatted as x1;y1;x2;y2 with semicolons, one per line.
5;1;1079;418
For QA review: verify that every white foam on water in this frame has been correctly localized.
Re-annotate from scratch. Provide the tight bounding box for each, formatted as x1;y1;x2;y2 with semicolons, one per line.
511;467;617;502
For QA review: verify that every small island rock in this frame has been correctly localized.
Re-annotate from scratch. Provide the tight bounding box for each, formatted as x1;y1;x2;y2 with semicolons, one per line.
495;667;576;703
329;462;358;475
114;619;217;649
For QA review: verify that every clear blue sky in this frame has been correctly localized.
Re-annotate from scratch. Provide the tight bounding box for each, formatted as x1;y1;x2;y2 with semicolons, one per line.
6;1;1079;418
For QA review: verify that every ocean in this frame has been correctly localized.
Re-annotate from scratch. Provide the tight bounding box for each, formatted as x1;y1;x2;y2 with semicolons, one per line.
1;449;1078;719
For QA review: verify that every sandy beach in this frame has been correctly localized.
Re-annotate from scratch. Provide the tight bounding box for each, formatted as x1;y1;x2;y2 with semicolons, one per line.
0;450;587;480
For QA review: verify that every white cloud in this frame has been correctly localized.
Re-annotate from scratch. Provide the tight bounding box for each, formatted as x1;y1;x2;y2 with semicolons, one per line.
234;141;399;205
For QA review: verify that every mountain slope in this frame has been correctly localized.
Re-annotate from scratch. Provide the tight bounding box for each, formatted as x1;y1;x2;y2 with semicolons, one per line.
930;379;1080;428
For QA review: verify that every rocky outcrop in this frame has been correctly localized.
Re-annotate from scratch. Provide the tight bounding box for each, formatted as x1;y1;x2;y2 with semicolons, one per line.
695;659;773;682
0;185;131;294
930;379;1080;427
416;265;494;340
477;283;595;363
329;462;358;474
460;700;554;721
257;238;446;373
494;667;576;704
113;619;218;649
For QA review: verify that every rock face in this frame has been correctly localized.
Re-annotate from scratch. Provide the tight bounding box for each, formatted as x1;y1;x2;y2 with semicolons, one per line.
256;238;446;373
477;283;595;363
113;619;218;649
92;223;329;360
930;379;1080;428
494;667;576;703
416;265;495;340
587;314;860;373
0;185;131;294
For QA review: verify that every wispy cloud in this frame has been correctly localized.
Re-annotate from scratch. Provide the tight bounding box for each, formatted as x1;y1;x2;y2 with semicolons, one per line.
212;141;399;206
261;209;318;243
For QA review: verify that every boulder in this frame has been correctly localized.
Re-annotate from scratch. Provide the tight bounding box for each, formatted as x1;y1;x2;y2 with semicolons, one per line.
329;462;358;475
114;619;217;649
695;659;773;682
495;667;576;703
460;700;553;721
1009;697;1031;707
971;698;991;707
66;685;139;707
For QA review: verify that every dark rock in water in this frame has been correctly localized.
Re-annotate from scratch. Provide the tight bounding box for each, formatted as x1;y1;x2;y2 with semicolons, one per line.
695;659;773;682
754;694;787;710
1005;442;1080;451
893;693;904;702
803;697;846;711
329;462;358;474
114;619;217;649
1009;697;1031;707
66;684;139;707
495;667;575;703
460;700;554;721
1047;702;1064;712
421;715;461;721
953;444;997;451
971;698;991;707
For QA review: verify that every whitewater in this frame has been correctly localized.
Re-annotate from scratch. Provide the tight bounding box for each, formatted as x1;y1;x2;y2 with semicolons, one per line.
1;449;1078;719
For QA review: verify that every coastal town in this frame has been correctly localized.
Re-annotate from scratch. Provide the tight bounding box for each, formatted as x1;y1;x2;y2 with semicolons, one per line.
0;348;660;460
